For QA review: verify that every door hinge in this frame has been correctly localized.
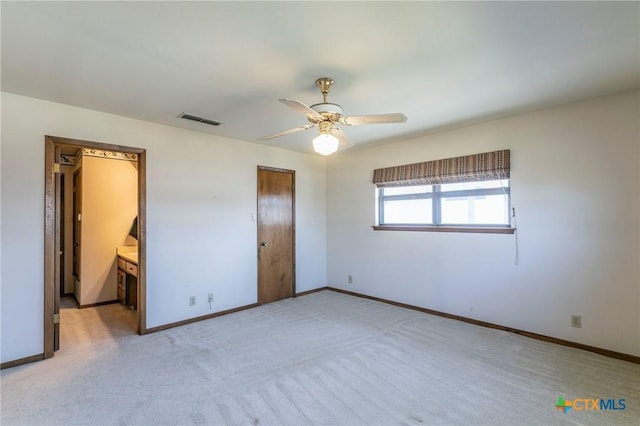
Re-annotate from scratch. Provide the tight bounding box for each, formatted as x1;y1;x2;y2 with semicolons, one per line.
53;163;61;173
53;313;60;325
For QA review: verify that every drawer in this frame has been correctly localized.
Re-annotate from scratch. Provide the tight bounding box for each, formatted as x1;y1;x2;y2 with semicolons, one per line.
126;262;138;277
118;258;127;270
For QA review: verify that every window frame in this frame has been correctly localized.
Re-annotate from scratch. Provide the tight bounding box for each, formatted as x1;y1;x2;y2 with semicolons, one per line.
376;180;514;234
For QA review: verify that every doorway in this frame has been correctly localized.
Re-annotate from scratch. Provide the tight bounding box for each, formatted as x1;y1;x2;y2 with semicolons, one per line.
257;166;295;304
44;135;147;359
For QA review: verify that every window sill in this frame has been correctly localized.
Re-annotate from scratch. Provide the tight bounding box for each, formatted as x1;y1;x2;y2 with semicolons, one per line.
372;225;516;234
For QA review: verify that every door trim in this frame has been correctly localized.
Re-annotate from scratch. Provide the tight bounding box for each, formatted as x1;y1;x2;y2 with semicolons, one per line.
44;135;147;359
257;166;296;303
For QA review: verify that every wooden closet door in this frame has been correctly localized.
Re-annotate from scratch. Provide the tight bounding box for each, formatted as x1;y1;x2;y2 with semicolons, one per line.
257;167;295;304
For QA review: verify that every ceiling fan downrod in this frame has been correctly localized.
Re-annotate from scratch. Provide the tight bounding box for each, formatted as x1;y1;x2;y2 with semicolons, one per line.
316;77;334;103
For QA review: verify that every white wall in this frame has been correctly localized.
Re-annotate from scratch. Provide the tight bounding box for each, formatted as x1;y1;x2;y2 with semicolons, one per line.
0;92;327;363
327;89;640;356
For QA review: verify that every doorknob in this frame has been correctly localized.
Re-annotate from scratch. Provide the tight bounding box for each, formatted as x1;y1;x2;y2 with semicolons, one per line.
260;241;268;247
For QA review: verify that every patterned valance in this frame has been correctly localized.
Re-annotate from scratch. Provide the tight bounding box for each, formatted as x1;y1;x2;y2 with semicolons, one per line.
75;148;138;163
373;149;510;188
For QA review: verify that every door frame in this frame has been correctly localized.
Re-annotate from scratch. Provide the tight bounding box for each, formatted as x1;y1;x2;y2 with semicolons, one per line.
257;166;296;304
44;135;147;359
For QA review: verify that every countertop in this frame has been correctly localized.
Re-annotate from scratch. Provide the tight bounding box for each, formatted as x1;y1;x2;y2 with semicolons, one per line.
117;246;138;265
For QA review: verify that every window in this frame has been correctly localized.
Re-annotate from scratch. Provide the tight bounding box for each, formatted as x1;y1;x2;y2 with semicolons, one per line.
372;150;514;233
378;179;510;226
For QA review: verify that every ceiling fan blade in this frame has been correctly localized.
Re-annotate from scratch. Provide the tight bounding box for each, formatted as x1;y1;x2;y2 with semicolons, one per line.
342;113;407;126
331;127;354;150
257;123;316;141
279;98;325;121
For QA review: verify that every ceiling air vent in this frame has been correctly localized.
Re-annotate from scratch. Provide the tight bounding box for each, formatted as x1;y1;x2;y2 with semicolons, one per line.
178;113;221;127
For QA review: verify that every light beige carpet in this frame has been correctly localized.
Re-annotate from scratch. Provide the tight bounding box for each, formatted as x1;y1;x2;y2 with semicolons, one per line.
1;290;638;425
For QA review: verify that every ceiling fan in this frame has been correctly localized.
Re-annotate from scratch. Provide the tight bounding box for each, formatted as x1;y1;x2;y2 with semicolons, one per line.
258;77;407;155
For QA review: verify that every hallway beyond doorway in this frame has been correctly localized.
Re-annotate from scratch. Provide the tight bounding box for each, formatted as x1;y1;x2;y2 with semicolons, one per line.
60;297;137;350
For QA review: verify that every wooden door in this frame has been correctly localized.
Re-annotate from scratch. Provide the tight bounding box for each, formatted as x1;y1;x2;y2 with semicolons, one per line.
53;159;62;351
257;167;295;304
59;173;65;297
72;169;81;283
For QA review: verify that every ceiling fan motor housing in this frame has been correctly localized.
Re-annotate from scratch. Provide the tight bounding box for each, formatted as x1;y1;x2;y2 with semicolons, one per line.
310;103;343;123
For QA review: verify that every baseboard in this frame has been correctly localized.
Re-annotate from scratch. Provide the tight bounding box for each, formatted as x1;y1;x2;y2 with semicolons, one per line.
144;302;260;334
78;299;119;309
327;287;640;364
144;288;328;334
1;353;45;370
295;287;327;297
145;288;329;334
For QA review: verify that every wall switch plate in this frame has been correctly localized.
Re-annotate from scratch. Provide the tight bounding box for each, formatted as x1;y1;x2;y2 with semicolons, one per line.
189;296;196;306
571;315;582;328
208;293;214;303
348;275;353;284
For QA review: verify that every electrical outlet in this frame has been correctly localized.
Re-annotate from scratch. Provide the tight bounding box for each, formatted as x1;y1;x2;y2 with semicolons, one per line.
571;315;582;328
189;296;196;306
348;275;353;284
208;293;214;304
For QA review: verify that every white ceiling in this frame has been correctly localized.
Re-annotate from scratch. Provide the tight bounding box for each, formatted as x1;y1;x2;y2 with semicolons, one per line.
2;1;639;155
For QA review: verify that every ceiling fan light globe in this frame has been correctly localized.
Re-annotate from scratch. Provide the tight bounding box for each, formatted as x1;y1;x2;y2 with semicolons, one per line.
312;133;339;156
